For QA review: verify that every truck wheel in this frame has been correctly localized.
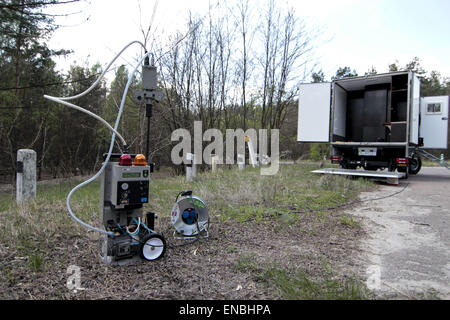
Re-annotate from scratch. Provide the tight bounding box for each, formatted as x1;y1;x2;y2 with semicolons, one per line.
140;233;166;261
409;157;422;175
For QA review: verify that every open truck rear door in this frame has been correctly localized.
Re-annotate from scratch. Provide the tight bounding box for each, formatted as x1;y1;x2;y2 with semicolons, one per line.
420;96;449;149
297;82;331;142
410;73;421;145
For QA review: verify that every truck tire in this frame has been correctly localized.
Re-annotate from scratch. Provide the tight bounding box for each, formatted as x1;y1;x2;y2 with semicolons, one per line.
409;157;422;175
140;233;166;261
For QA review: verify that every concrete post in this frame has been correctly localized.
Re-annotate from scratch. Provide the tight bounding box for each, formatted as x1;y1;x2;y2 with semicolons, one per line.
186;153;196;182
16;149;36;204
237;154;245;171
191;153;197;179
211;154;218;172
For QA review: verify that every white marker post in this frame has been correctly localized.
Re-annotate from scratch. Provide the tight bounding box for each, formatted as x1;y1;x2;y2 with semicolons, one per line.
211;154;218;172
16;149;36;204
237;154;245;171
245;136;259;168
186;153;196;182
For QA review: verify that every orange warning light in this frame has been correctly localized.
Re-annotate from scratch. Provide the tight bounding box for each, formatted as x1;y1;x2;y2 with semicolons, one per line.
133;154;147;166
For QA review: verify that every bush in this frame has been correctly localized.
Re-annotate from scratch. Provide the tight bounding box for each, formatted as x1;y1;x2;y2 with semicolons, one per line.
310;143;330;161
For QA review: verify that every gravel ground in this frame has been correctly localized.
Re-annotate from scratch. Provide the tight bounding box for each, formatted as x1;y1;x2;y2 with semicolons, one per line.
348;167;450;300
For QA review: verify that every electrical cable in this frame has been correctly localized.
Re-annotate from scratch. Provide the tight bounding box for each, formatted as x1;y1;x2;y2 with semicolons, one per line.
219;181;411;224
175;190;192;203
206;181;411;224
289;182;410;215
59;47;153;237
126;217;141;237
166;236;199;249
116;218;165;248
137;217;153;234
0;71;105;91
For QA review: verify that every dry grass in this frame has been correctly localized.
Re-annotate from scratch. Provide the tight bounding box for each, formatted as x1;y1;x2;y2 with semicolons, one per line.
0;162;376;300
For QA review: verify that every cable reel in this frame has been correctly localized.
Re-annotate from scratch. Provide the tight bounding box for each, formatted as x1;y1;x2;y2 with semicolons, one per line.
171;191;209;239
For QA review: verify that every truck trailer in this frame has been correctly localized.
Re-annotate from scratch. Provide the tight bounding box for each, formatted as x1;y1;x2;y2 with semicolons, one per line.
297;71;449;177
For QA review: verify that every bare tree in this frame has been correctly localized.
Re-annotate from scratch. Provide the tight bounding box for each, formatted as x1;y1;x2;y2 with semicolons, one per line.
258;0;316;130
237;0;251;130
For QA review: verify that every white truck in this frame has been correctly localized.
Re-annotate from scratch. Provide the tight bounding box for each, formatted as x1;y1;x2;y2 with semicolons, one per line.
297;71;449;177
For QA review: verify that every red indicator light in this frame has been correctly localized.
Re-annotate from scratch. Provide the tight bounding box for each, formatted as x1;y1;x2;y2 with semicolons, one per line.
119;154;132;166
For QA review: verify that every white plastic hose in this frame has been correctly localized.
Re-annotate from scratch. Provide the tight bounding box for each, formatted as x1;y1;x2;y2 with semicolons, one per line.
55;41;146;101
126;217;141;237
43;95;127;146
43;40;147;146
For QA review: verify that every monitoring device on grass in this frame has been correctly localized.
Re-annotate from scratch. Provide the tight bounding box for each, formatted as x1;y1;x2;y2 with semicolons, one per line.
99;153;166;265
44;42;211;266
97;51;170;265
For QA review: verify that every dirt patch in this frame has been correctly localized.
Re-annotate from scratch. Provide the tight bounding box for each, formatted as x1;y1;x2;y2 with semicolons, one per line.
0;210;366;300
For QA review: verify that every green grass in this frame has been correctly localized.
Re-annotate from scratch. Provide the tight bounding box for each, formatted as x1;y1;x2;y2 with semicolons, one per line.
146;162;374;225
0;162;373;275
233;253;373;300
0;178;100;269
226;245;240;254
422;159;446;167
262;268;373;300
339;215;361;228
0;178;99;213
417;288;442;300
28;253;45;272
0;162;376;299
233;253;257;272
0;162;374;250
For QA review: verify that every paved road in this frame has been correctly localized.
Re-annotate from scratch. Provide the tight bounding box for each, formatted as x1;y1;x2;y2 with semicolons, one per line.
348;167;450;299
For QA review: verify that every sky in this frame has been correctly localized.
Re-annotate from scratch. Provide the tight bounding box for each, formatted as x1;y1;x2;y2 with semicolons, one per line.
47;0;450;82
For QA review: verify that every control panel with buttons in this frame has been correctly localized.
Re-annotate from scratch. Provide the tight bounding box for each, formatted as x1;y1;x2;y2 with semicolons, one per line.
116;180;149;205
103;163;151;207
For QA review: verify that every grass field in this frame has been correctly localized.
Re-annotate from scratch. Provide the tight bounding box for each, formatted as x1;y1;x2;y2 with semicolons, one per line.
422;159;446;167
0;161;376;300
